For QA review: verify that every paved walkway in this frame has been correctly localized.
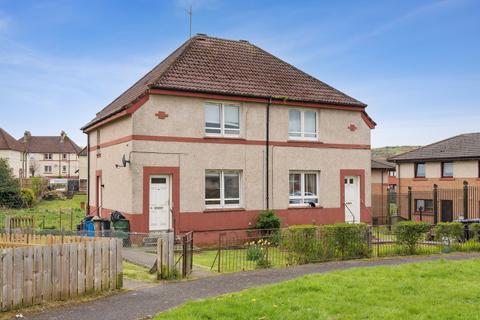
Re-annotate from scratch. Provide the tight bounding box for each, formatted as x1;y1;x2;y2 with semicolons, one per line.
24;253;480;320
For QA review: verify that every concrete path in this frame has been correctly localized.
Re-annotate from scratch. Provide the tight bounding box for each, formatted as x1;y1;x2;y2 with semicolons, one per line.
24;253;480;320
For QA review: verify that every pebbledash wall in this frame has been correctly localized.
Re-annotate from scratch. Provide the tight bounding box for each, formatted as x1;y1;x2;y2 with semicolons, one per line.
88;94;372;244
0;149;23;178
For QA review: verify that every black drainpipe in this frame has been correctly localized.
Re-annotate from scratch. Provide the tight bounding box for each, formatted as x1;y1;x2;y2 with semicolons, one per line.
266;97;272;210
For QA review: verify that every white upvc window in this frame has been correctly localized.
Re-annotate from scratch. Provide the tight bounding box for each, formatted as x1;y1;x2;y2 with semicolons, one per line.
205;170;241;208
289;171;319;206
44;153;53;160
44;165;52;174
288;109;318;140
62;165;67;173
205;102;240;137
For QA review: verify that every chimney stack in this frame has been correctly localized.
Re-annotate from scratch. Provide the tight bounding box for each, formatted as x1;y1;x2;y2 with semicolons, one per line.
23;131;31;143
60;130;67;143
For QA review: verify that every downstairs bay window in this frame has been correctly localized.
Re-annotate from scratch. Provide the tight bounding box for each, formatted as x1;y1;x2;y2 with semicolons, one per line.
289;172;319;206
205;170;241;208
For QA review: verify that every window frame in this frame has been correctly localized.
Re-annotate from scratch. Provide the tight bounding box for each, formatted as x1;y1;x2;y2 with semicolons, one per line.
414;162;426;178
205;170;242;209
288;171;320;207
414;199;433;213
44;165;52;174
44;153;53;160
441;161;453;178
204;102;241;138
62;153;68;160
288;108;319;141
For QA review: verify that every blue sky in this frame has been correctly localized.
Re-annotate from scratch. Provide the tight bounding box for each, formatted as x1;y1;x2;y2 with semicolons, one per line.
0;0;479;148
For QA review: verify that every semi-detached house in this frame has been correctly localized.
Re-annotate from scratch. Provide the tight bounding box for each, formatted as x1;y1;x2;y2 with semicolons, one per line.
82;35;376;243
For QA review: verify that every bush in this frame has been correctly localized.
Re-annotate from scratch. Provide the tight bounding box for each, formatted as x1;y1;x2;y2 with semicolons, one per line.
394;221;429;255
30;177;45;198
43;190;66;201
20;188;35;207
0;158;22;208
469;223;480;241
323;223;371;259
434;222;464;243
255;210;281;230
282;224;371;265
281;225;321;265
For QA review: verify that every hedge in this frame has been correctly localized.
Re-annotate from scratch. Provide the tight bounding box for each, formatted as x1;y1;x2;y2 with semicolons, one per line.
394;221;430;254
281;224;370;265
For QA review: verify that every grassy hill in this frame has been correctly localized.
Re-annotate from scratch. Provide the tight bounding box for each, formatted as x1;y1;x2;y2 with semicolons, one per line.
372;146;420;159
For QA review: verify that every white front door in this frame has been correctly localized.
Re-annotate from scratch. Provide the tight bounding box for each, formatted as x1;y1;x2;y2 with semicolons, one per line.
149;175;171;231
344;176;360;223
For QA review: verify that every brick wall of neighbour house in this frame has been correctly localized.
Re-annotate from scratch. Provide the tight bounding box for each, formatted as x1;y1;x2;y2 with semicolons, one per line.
87;94;372;240
397;161;480;193
371;168;390;221
0;149;23;178
28;152;80;178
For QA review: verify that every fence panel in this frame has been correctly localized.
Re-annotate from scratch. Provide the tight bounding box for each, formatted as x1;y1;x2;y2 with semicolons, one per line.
0;237;122;311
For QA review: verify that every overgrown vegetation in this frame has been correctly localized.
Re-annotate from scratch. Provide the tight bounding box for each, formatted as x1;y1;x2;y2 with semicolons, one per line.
281;224;370;265
0;194;87;230
394;221;429;254
155;259;480;320
0;158;22;208
434;222;464;249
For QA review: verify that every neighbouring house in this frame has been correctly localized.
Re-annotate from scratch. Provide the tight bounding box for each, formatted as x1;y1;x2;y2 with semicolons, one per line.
78;147;88;192
389;133;480;192
371;159;396;224
82;34;376;242
389;133;480;222
0;128;26;178
20;131;83;180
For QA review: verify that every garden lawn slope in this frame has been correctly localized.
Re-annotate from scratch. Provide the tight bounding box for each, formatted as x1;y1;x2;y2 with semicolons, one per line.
155;259;480;320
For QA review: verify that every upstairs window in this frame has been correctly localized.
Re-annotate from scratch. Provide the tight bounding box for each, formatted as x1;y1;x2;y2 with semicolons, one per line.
62;153;68;160
289;172;319;206
44;153;53;160
205;103;240;136
441;162;453;178
288;109;317;140
415;163;425;178
205;170;241;208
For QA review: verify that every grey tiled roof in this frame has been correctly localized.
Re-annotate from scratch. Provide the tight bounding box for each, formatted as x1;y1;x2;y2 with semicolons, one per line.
83;34;366;129
371;159;396;169
389;133;480;162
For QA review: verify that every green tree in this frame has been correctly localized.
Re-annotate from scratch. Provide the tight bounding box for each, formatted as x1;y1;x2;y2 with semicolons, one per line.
0;158;21;208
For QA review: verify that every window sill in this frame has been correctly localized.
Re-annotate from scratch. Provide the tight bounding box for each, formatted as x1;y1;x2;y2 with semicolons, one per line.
413;177;427;181
288;205;323;210
287;139;321;143
204;136;245;141
203;208;246;213
440;177;455;181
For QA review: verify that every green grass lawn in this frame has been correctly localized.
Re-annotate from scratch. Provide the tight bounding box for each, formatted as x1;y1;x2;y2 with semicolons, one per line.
0;194;87;231
123;261;158;283
155;259;480;319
